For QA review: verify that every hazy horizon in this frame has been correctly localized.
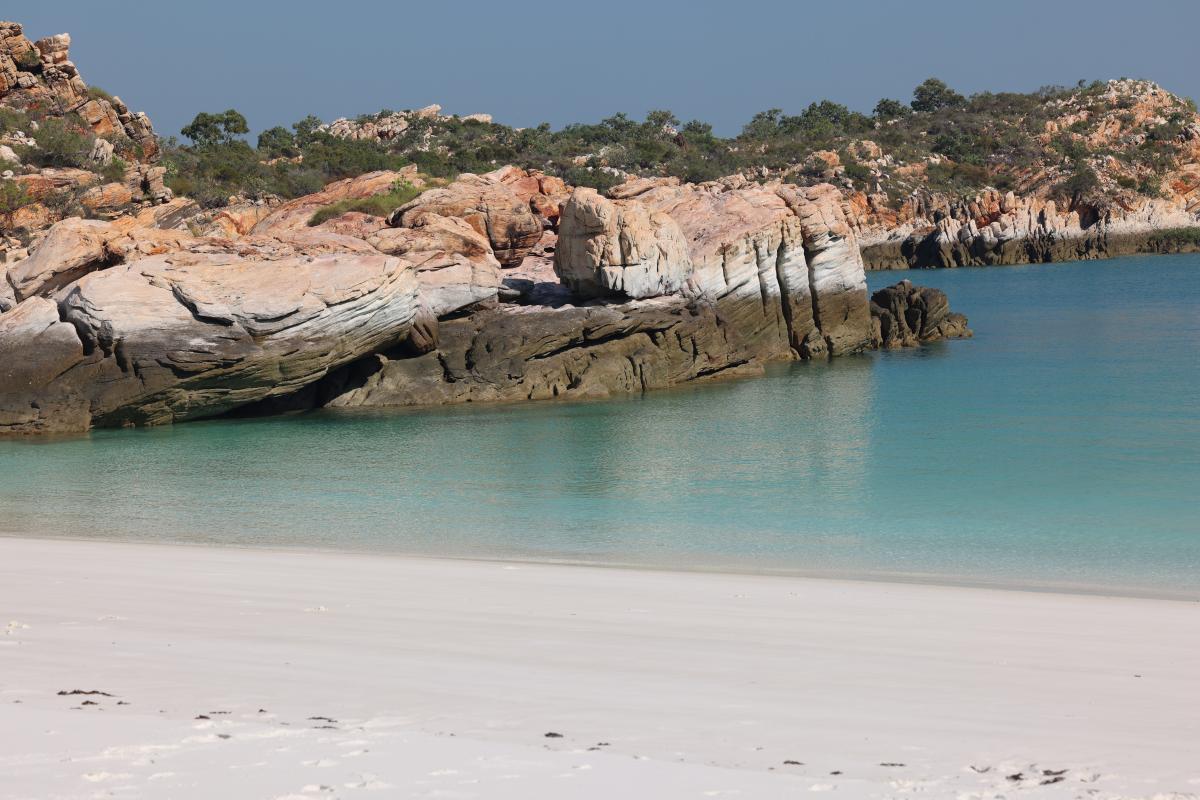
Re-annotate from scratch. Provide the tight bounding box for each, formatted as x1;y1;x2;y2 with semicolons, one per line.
12;1;1200;140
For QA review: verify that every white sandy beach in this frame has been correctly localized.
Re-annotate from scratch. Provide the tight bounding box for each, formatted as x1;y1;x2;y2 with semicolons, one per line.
1;536;1198;799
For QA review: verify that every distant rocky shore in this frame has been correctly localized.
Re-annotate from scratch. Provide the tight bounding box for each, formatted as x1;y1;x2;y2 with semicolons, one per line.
856;188;1200;269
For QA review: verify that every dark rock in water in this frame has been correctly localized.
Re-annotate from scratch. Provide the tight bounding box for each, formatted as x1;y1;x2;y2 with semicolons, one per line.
870;280;972;349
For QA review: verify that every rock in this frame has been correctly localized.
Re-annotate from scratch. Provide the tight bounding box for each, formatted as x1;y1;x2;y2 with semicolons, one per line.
316;298;769;409
322;105;492;143
0;266;14;311
80;181;134;213
13;167;98;199
367;211;502;316
870;280;972;348
127;163;172;204
0;22;159;162
554;187;693;299
6;217;189;301
251;169;418;235
0;143;19;164
777;183;873;355
188;202;277;238
387;168;544;267
0;247;420;433
562;176;874;357
89;137;114;166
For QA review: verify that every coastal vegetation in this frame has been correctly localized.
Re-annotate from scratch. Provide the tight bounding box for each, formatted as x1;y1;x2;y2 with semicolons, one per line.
155;77;1199;212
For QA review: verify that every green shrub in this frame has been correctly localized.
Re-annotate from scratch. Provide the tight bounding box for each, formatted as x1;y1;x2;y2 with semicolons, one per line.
561;165;623;193
911;78;966;113
98;156;128;184
14;49;40;72
87;85;115;103
307;180;423;226
17;117;93;169
0;107;30;135
1154;227;1200;245
0;179;33;216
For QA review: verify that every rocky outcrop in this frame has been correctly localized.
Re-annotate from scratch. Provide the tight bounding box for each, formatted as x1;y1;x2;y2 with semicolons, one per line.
313;299;771;409
0;169;970;434
284;176;963;415
322;104;493;143
367;211;502;316
0;245;420;433
556;175;873;358
386;168;546;267
0;22;158;159
870;281;971;348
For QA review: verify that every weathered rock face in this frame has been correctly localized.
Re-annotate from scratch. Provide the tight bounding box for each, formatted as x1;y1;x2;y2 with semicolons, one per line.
6;216;191;301
321;104;492;143
870;281;972;348
554;188;693;299
556;176;874;358
305;299;771;410
386;168;545;267
0;242;420;433
367;211;502;316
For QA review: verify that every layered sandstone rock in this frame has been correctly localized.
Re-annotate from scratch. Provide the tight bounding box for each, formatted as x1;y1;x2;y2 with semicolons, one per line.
0;205;513;432
368;211;502;316
386;168;546;267
554;188;693;298
322;104;493;144
556;176;873;358
1;252;419;432
0;166;970;434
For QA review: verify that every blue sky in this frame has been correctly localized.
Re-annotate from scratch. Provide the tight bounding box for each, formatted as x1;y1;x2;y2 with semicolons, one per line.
14;1;1200;139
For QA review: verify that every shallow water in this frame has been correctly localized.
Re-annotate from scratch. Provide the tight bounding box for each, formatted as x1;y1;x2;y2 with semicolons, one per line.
2;255;1198;597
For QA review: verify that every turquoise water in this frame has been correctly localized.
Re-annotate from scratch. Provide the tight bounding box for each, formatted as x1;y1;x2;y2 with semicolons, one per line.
1;255;1198;597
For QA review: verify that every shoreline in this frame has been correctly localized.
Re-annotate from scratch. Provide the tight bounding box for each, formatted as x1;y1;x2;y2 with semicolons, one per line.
3;531;1197;604
3;535;1198;798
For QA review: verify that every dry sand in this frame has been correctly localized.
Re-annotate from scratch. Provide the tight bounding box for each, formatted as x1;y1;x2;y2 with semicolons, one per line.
1;536;1198;799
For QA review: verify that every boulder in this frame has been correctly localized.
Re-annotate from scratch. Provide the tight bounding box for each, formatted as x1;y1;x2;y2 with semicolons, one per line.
560;177;875;357
554;188;692;299
80;181;134;213
387;168;543;267
777;183;873;355
6;217;190;301
870;280;972;348
0;266;13;311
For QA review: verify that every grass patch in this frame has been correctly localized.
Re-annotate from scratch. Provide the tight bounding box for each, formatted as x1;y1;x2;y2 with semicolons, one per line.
1152;227;1200;245
307;180;423;226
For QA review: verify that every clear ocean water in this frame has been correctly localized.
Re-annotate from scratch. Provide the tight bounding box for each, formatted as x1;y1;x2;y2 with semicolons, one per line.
1;255;1197;597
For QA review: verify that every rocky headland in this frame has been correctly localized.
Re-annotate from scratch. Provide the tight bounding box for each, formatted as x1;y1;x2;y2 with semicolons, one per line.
0;159;970;433
63;16;1200;433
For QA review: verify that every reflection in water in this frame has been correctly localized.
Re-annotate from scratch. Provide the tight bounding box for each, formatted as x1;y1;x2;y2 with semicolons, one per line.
0;255;1198;596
